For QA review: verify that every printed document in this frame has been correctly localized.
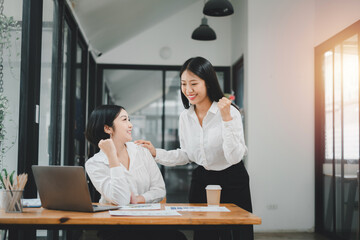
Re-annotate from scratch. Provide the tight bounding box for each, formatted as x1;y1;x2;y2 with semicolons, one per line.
165;206;230;212
109;210;180;216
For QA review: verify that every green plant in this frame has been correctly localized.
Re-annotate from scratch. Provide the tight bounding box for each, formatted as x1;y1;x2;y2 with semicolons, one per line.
0;2;19;170
0;94;15;170
0;5;21;80
0;168;15;190
0;94;8;140
0;14;20;49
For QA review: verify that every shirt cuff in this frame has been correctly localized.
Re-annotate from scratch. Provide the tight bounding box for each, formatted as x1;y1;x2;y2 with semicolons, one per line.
142;192;151;203
142;192;164;203
222;118;236;129
155;148;166;162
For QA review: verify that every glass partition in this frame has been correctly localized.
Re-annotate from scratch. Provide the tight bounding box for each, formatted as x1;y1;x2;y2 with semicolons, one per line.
103;69;163;147
73;42;87;166
163;71;195;203
102;66;230;203
38;0;54;166
317;32;359;240
1;0;22;174
60;22;70;166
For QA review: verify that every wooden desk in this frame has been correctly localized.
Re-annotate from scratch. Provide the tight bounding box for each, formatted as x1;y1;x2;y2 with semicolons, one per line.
0;203;261;238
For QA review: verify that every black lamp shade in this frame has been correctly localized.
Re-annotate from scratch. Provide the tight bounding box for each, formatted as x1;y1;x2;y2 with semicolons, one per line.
203;0;234;17
191;17;216;41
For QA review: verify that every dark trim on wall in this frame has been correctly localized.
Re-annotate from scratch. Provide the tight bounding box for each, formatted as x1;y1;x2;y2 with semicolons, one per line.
64;9;77;166
50;0;64;166
99;64;181;71
98;64;230;91
358;32;360;240
223;67;231;94
18;0;43;199
232;56;244;109
314;45;325;233
96;66;103;108
315;20;360;52
88;54;97;127
78;34;88;167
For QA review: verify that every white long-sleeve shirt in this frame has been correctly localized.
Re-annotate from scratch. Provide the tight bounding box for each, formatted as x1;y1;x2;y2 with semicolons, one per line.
85;142;166;206
155;101;247;171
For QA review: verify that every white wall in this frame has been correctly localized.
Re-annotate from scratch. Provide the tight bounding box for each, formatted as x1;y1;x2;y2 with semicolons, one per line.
98;1;232;66
239;0;360;232
315;0;360;46
246;0;315;231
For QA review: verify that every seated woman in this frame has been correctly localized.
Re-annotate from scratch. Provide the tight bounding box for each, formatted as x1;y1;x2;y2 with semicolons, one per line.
85;104;165;206
85;105;185;240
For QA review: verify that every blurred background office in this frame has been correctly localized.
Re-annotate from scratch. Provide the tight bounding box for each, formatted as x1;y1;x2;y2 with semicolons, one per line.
1;0;360;239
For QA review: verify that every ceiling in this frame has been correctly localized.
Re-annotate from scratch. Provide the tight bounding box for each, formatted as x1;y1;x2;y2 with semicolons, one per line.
69;0;200;55
68;0;201;111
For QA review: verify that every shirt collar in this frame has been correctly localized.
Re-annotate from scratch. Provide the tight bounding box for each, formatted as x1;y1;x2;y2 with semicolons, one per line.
187;101;218;115
208;101;219;114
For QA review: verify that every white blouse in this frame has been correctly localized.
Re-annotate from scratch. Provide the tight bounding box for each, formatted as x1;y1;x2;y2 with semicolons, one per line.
155;101;247;171
85;142;166;206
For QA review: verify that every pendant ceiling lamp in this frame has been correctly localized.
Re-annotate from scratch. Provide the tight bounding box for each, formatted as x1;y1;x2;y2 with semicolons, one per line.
203;0;234;17
191;17;216;41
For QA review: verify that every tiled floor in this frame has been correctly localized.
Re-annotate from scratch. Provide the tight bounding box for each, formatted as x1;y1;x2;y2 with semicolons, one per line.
180;231;332;240
254;232;331;240
77;230;335;240
0;230;334;240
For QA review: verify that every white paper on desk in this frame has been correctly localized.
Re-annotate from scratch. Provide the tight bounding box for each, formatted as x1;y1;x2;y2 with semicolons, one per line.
21;198;42;208
165;206;230;212
118;203;161;210
109;210;181;216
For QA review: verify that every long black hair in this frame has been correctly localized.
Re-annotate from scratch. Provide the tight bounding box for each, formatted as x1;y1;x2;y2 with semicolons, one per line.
85;105;124;147
180;56;224;109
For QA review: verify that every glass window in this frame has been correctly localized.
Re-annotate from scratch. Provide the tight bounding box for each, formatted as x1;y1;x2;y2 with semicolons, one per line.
163;71;195;203
103;69;163;147
342;35;359;161
102;67;230;204
216;71;224;92
324;50;333;160
60;22;71;166
38;0;54;166
73;42;86;166
1;0;22;173
317;32;359;239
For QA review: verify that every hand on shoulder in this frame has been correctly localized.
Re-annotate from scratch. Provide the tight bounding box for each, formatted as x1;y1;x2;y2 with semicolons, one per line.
134;140;156;157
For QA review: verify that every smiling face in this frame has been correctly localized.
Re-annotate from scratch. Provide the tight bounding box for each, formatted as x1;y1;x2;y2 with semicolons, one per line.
106;109;133;143
181;70;211;106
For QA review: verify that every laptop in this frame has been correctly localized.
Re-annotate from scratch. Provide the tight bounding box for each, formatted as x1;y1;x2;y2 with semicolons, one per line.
32;165;119;212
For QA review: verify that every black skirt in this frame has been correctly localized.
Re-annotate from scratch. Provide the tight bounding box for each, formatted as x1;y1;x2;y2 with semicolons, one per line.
189;161;254;240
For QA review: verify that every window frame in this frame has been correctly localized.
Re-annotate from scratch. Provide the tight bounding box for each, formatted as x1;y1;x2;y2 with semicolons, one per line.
315;19;360;238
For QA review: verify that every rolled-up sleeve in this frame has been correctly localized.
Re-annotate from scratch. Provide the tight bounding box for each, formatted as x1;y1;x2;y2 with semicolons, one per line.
222;110;248;165
85;158;131;206
155;148;190;166
155;114;190;166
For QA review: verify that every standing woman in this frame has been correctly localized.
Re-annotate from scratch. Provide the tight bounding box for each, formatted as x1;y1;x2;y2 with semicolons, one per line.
135;56;253;240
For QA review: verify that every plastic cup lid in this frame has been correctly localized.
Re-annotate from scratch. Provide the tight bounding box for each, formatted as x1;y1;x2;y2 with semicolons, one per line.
205;185;222;190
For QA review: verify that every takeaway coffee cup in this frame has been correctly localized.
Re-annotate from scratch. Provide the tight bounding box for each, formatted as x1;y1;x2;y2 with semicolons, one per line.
205;185;222;207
